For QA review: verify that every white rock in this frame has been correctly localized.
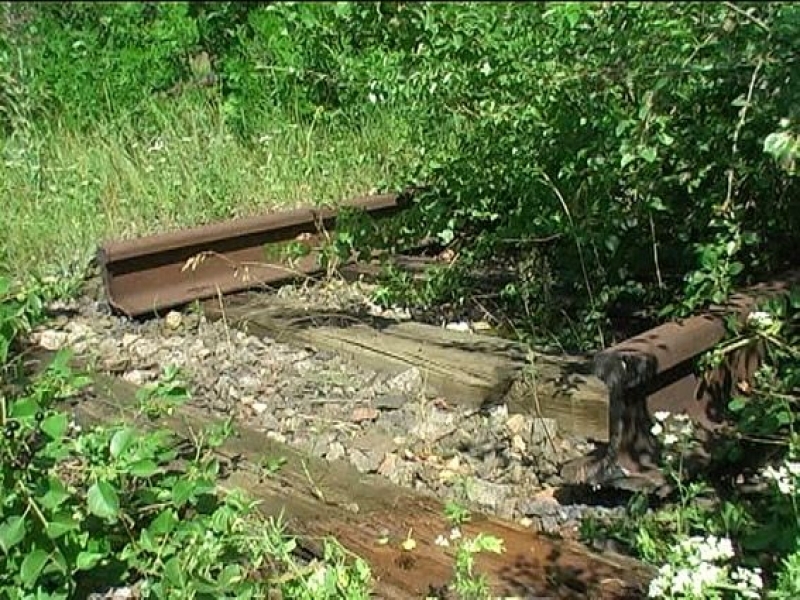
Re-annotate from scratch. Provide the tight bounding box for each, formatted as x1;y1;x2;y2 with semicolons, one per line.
506;414;532;437
326;442;346;462
121;333;139;348
386;368;423;395
123;370;147;386
445;321;471;332
38;330;68;351
165;311;182;330
266;430;286;443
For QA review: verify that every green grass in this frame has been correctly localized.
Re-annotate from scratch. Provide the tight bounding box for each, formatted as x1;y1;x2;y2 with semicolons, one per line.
1;94;416;279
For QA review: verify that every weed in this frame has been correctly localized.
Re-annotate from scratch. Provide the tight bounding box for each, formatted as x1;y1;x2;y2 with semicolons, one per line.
136;365;191;419
0;275;374;598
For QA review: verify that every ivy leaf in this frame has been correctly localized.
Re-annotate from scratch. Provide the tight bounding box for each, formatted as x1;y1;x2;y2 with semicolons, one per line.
110;427;135;459
39;477;70;511
171;479;196;508
46;513;80;539
76;550;105;571
87;481;120;520
728;397;747;412
0;516;26;553
40;413;68;440
639;146;658;163
128;459;159;478
20;548;50;587
10;397;39;419
164;556;186;586
148;509;178;537
621;152;636;168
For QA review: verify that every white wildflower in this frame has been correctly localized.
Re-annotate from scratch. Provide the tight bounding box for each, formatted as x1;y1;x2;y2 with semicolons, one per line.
747;310;774;328
480;60;492;76
368;92;378;104
306;564;327;592
692;535;734;562
449;527;462;541
663;433;679;446
731;566;763;598
654;411;671;422
434;534;450;547
651;422;664;437
649;536;742;598
763;463;797;495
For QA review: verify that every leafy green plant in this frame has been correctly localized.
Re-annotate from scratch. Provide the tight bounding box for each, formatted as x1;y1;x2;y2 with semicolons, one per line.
444;501;472;528
450;532;504;600
0;275;374;599
136;365;191;419
434;503;504;600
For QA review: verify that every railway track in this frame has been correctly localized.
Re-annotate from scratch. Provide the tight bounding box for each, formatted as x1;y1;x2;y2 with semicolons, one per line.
93;193;800;594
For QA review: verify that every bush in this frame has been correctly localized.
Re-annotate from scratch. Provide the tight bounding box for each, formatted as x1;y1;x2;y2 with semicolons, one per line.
2;2;799;346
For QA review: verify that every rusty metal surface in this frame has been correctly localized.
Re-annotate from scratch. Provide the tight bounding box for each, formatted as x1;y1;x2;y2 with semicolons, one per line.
98;193;411;317
567;268;800;489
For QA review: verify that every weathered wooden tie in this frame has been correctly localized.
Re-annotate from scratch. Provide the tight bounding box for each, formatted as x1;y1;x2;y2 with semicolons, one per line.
202;293;611;441
70;374;652;599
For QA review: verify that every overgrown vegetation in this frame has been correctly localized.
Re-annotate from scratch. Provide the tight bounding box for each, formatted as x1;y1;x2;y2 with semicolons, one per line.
0;276;375;598
3;2;800;597
3;2;798;346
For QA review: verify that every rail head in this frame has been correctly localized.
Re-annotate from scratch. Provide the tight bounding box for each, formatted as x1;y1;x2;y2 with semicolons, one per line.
593;268;800;392
98;192;415;317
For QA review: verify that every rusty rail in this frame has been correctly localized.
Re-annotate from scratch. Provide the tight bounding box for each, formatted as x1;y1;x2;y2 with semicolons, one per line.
565;268;800;489
98;192;412;317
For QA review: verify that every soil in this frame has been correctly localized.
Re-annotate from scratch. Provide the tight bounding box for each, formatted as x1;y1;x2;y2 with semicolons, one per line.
32;275;627;543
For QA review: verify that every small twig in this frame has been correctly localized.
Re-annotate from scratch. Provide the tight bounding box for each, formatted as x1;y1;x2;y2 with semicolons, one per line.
649;212;664;289
723;2;770;33
721;58;763;214
497;233;564;245
215;285;233;355
301;459;326;503
682;32;717;69
525;356;558;457
539;171;604;348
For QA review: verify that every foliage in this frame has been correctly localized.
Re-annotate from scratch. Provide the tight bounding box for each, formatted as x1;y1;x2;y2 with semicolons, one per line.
136;365;191;419
364;2;800;347
1;2;200;131
5;3;797;345
436;503;505;600
0;276;374;598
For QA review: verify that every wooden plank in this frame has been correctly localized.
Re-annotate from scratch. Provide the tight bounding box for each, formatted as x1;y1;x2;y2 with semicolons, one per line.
203;293;611;441
70;372;652;599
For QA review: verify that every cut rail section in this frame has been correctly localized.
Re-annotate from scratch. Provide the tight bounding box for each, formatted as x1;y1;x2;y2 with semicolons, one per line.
565;268;800;489
98;192;412;318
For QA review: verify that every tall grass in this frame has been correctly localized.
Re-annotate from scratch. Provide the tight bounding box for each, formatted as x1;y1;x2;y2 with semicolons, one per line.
0;94;416;278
